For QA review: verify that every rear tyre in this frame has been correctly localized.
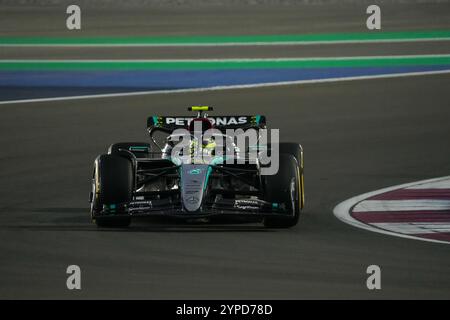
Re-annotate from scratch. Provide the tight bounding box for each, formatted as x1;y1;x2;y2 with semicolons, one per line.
91;154;133;228
263;154;300;228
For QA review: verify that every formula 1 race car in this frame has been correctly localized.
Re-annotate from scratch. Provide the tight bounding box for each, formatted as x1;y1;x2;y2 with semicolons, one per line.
89;106;304;228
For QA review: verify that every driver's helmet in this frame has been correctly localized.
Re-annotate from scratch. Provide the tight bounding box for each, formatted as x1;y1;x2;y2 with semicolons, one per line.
188;118;213;134
188;118;216;155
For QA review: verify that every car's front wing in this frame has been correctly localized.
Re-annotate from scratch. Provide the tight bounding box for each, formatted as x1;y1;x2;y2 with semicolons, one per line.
94;198;292;219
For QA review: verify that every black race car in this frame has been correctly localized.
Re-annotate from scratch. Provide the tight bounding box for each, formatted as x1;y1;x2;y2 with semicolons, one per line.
89;106;304;228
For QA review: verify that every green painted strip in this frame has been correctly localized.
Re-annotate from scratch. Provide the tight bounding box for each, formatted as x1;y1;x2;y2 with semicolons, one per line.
0;30;449;45
1;56;450;71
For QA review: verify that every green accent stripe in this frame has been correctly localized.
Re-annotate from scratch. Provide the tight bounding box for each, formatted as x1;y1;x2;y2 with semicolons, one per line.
129;146;149;150
204;166;212;192
204;156;227;191
0;30;449;46
1;56;450;70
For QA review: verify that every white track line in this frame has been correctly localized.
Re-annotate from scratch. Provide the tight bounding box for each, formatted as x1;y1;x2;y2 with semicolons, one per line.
371;223;450;234
1;38;450;47
353;200;450;212
2;54;450;63
1;69;450;106
333;176;450;245
407;180;450;189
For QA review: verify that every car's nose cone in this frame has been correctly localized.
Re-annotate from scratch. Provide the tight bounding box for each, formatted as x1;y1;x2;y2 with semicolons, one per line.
180;164;209;213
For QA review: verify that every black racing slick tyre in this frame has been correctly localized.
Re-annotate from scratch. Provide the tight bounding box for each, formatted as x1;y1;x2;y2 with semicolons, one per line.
268;142;305;209
278;143;303;167
263;154;301;228
90;154;133;228
108;142;151;158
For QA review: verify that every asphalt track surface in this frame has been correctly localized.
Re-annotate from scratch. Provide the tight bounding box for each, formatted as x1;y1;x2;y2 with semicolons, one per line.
1;2;450;299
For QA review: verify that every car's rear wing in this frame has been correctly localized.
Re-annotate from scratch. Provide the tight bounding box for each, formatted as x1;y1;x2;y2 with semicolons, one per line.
147;115;266;131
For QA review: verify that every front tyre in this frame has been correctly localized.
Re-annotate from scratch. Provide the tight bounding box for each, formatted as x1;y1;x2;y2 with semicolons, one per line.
269;142;304;209
90;154;133;228
263;154;301;228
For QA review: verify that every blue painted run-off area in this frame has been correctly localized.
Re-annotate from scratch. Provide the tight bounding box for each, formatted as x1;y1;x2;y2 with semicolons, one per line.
0;65;449;101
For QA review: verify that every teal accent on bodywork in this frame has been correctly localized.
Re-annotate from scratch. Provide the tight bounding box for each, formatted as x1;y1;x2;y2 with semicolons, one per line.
255;115;261;125
204;166;213;192
210;156;226;166
129;146;149;151
189;168;202;175
203;156;226;191
170;157;227;193
152;116;159;127
106;203;117;214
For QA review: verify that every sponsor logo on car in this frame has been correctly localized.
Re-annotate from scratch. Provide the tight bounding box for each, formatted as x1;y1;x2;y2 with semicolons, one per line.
234;199;261;210
165;117;249;126
189;168;202;175
186;196;200;204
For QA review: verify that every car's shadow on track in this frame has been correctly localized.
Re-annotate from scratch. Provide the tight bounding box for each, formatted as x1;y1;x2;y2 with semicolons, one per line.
1;207;272;233
99;225;271;233
2;224;271;233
